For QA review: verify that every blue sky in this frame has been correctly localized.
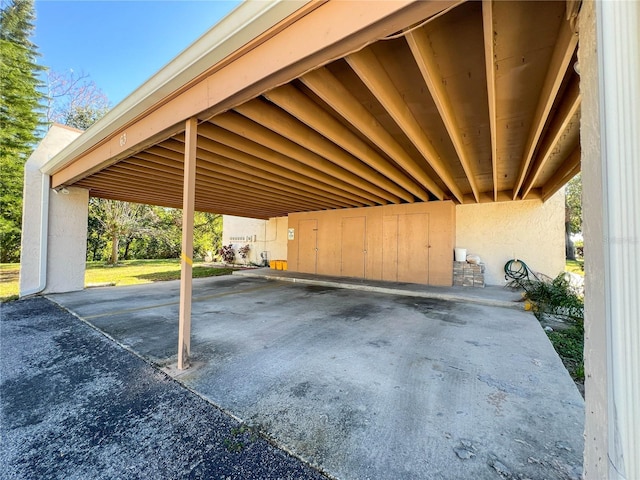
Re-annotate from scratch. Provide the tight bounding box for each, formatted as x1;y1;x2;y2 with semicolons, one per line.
34;1;240;106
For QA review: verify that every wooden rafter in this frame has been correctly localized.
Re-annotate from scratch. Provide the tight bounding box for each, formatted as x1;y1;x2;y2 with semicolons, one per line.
346;47;465;203
211;112;391;204
512;15;579;199
234;99;411;203
263;85;430;201
406;27;480;202
299;67;445;200
482;0;498;201
522;80;581;198
156;140;357;209
541;145;580;201
196;124;378;206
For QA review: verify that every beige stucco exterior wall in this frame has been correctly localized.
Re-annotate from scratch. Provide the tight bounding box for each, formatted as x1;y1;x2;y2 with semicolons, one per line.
222;215;288;265
579;2;608;476
455;190;566;285
20;124;88;296
44;186;89;293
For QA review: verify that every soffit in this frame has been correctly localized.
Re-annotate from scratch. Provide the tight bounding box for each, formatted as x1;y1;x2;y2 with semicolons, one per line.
53;0;581;219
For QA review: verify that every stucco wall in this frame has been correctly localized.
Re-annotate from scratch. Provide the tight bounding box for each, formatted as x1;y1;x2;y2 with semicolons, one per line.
579;2;608;476
455;190;566;285
44;187;89;294
20;124;88;296
222;215;288;265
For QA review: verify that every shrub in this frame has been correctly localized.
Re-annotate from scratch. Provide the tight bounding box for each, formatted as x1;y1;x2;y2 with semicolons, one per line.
508;272;584;324
218;244;235;263
238;244;250;260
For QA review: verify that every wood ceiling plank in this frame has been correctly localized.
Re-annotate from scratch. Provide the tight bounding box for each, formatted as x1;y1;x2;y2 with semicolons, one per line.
406;27;480;202
482;0;498;201
522;79;581;198
234;100;410;203
346;47;465;203
211;112;390;204
300;67;446;200
197;123;378;206
263;84;431;201
512;15;579;199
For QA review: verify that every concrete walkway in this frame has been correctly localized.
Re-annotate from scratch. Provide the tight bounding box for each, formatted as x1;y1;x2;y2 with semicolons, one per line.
46;274;584;480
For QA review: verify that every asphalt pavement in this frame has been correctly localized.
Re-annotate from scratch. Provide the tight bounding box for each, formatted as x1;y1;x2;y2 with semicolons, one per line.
0;297;328;480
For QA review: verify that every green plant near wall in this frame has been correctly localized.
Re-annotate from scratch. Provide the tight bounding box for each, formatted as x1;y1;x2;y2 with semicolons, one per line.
507;271;585;386
520;273;584;324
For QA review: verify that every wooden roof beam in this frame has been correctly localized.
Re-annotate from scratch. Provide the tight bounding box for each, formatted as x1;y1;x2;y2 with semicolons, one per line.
541;145;580;202
461;189;542;204
233;100;410;203
156;140;354;209
406;28;480;202
81;184;279;218
194;136;367;207
263;85;431;202
197;123;380;206
482;0;499;201
211;112;391;205
512;15;579;199
346;47;465;203
300;67;445;200
521;80;581;199
133;149;341;211
195;150;356;210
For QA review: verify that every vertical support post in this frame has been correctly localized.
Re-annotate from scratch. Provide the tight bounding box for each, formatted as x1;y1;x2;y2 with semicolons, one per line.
597;1;640;478
178;117;197;370
582;1;640;478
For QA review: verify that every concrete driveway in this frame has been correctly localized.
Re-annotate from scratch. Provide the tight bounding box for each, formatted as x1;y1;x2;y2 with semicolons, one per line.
50;274;584;480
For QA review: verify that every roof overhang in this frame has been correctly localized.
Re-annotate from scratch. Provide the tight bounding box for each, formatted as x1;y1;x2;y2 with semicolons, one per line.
44;0;581;219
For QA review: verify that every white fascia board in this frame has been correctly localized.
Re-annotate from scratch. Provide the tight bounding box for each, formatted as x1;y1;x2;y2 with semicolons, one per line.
41;0;311;176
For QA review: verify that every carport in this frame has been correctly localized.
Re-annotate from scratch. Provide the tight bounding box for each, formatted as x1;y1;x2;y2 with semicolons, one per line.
21;1;640;476
38;1;582;369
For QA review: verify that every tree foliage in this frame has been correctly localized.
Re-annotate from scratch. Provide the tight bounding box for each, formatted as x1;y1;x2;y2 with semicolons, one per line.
87;199;222;264
565;173;582;234
0;0;45;262
564;173;582;260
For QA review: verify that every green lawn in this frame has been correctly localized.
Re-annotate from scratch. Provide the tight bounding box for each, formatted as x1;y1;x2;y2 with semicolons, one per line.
1;259;235;302
0;263;20;302
565;259;584;276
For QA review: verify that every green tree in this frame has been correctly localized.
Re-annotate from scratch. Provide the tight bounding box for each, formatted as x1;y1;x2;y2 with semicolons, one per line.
565;173;582;260
91;199;162;265
0;0;45;262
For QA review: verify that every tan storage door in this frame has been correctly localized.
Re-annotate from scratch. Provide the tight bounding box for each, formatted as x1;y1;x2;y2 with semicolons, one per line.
382;215;399;282
341;216;366;278
397;213;429;284
297;219;318;274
